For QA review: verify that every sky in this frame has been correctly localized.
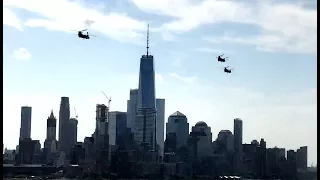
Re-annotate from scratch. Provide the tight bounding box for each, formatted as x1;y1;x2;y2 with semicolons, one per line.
3;0;317;165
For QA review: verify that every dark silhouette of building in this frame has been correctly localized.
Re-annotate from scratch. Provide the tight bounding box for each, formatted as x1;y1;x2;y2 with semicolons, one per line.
58;97;71;156
297;146;308;170
19;106;32;140
94;104;109;171
44;111;58;164
256;138;267;177
46;111;57;141
70;142;85;165
233;118;243;175
69;118;78;148
166;111;189;151
16;138;41;164
286;149;298;178
108;111;127;147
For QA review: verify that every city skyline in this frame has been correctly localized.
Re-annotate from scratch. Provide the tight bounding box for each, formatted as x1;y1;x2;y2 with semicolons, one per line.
3;0;317;166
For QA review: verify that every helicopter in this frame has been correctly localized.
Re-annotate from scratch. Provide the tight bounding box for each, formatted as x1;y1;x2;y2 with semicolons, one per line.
72;29;97;40
224;66;234;73
217;54;228;62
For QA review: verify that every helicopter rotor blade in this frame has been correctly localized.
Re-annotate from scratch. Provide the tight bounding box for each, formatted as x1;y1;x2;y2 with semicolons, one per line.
90;35;98;37
80;29;88;32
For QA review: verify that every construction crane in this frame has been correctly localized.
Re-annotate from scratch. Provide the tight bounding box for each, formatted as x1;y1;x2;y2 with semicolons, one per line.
101;91;111;110
74;107;78;119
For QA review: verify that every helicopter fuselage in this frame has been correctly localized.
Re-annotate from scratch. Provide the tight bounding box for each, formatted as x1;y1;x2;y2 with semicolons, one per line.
224;68;232;73
78;32;89;39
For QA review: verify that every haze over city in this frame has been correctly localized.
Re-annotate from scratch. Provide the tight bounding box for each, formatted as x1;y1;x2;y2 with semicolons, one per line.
3;0;317;167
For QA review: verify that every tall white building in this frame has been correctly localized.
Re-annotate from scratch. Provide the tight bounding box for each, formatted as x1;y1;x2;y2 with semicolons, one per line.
126;89;138;132
166;111;189;149
156;99;165;156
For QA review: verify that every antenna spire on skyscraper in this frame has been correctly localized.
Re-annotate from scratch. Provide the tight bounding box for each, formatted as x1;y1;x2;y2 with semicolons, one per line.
147;24;150;56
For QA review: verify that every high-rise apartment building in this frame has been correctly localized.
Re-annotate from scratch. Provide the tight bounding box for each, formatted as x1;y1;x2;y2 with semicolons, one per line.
19;106;32;140
95;104;109;149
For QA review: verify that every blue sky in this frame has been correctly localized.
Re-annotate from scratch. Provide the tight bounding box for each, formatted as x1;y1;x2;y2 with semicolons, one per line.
3;0;317;165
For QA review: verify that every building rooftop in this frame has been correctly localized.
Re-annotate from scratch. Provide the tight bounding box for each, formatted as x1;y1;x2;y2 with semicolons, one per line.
195;121;207;127
169;111;186;117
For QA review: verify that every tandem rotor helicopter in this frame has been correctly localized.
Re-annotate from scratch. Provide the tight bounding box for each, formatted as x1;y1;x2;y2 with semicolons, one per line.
216;54;234;74
224;66;234;73
217;54;228;62
71;29;97;40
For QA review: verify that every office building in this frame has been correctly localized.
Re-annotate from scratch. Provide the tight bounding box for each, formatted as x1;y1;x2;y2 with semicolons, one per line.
58;97;71;154
69;118;78;147
190;121;212;157
156;98;165;156
166;111;189;150
19;106;32;140
16;138;41;164
234;118;243;174
134;26;157;150
46;110;57;141
44;111;58;163
216;130;234;154
108;111;127;146
127;89;138;132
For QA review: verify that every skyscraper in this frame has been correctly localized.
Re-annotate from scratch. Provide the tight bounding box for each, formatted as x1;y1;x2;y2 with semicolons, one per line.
69;118;78;147
234;118;243;175
95;104;109;135
19;106;32;140
156;98;165;156
44;111;58;163
127;89;138;132
58;97;70;154
134;24;157;150
190;121;212;157
94;104;109;166
46;110;57;141
108;111;127;146
166;111;189;150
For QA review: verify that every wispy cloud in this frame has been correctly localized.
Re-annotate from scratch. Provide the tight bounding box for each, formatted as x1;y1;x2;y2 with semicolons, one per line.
131;0;316;54
4;0;147;43
194;47;234;54
168;72;196;84
155;73;164;83
171;52;188;68
3;8;22;31
205;33;316;54
12;47;31;60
